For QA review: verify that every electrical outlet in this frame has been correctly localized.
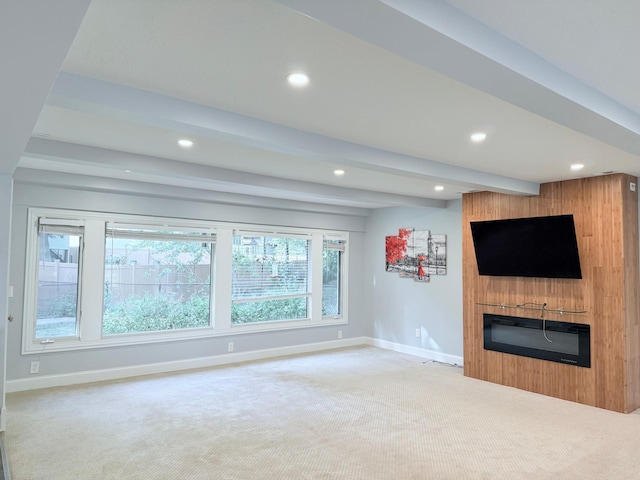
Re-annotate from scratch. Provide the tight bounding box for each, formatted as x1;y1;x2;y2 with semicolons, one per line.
631;182;637;192
415;328;421;338
338;330;343;339
30;361;39;374
227;342;234;353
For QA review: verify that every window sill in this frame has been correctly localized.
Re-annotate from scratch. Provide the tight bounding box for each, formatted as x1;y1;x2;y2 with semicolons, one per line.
22;317;348;355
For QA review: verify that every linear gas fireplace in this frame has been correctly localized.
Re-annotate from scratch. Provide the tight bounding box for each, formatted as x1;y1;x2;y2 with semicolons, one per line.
483;313;591;367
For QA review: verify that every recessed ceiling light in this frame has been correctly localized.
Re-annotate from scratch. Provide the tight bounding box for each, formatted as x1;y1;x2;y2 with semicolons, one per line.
124;169;132;173
333;169;345;176
470;132;487;143
434;185;445;192
570;163;584;171
178;139;194;148
286;72;310;87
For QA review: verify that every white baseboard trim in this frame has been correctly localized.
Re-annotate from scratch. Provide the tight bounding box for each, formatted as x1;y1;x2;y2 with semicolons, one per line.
6;337;366;393
364;337;464;366
6;336;463;392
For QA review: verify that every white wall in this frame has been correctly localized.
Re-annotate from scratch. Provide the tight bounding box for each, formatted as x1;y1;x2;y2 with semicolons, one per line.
7;179;465;387
7;181;368;383
0;175;13;427
364;201;463;362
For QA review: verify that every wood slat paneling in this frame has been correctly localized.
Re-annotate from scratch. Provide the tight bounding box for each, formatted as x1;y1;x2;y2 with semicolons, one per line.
462;174;640;413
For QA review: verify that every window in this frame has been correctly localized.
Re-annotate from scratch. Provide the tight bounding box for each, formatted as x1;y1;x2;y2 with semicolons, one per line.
103;226;214;335
323;238;345;318
35;222;83;339
22;208;348;354
231;234;310;324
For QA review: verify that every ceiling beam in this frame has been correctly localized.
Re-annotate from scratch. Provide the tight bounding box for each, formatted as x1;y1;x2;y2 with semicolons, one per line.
47;73;539;197
275;0;640;156
13;168;373;218
24;138;447;209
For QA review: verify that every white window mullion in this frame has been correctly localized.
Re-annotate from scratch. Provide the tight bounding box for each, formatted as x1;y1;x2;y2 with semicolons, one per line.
311;233;323;323
79;220;107;342
340;235;349;321
213;229;232;331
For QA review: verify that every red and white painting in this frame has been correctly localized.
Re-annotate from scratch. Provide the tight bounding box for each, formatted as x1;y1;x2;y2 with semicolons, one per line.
385;228;446;283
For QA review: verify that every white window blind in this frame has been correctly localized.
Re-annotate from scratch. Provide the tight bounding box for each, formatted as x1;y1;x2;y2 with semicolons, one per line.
38;217;85;236
232;233;310;301
105;223;216;243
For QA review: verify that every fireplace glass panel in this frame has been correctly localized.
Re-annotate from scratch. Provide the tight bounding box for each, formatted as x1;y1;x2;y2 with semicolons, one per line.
483;313;590;367
491;324;579;355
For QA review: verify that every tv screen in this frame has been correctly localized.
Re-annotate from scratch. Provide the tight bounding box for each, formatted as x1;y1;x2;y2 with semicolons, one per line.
470;214;582;279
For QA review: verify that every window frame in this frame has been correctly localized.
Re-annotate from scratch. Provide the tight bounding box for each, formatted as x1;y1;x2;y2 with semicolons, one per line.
103;223;216;336
231;231;312;325
31;220;85;342
322;236;347;320
22;208;349;354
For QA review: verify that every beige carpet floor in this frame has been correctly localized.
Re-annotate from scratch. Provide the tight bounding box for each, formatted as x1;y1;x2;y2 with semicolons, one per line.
5;346;640;479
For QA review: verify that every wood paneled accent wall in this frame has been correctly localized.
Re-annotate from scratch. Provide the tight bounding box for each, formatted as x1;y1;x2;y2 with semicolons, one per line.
462;174;640;413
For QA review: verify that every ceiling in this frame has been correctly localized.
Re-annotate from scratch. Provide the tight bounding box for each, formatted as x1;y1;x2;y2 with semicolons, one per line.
3;0;640;215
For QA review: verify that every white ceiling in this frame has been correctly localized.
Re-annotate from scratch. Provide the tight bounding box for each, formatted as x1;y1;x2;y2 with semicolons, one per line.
4;0;640;214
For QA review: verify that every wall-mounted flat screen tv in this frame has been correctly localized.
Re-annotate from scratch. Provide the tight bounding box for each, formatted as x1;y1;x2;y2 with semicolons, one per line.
470;214;582;279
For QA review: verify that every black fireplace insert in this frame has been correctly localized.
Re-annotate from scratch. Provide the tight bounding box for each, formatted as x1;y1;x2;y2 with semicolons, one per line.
483;313;590;367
